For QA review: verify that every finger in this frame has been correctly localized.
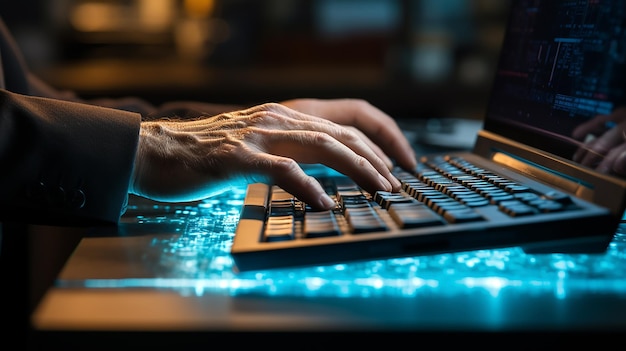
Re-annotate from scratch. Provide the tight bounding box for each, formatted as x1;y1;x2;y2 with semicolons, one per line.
597;142;626;176
323;100;417;170
280;115;402;189
612;147;626;176
345;126;394;169
572;114;613;140
280;120;398;186
578;138;612;168
572;139;590;163
578;127;623;168
282;99;417;170
248;128;397;193
239;152;337;210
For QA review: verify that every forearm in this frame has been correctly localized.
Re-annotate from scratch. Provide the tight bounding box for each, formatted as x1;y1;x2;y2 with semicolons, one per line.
0;90;141;225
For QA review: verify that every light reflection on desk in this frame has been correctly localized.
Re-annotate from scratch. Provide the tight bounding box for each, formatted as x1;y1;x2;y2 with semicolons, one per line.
56;184;626;301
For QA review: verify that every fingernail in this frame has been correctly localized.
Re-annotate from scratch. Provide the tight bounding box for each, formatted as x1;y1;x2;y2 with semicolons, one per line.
320;193;336;209
378;174;393;191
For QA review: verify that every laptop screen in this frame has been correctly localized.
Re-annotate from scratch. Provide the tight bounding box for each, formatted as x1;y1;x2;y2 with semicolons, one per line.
483;0;626;178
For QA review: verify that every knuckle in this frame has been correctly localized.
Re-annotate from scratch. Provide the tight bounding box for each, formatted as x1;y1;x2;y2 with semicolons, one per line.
351;98;370;111
342;127;360;141
310;131;332;144
262;102;283;110
355;155;369;168
252;102;283;115
272;157;299;173
215;111;236;122
330;126;359;145
249;109;280;123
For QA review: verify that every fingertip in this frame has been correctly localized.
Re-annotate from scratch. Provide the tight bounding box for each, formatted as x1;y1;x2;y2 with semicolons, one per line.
407;157;418;171
612;150;626;176
398;148;418;170
389;174;401;191
378;174;393;192
319;193;337;210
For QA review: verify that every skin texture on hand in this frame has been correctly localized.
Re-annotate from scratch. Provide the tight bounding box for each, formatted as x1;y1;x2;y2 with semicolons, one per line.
572;107;626;176
279;98;417;171
130;100;414;210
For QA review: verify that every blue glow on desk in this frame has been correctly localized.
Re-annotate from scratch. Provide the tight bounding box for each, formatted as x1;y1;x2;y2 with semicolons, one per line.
58;185;626;301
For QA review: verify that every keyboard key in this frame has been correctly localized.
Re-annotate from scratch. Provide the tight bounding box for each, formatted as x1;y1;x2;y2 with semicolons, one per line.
345;206;388;233
388;203;446;229
303;211;341;238
443;209;485;223
264;215;295;241
542;190;573;205
374;191;416;209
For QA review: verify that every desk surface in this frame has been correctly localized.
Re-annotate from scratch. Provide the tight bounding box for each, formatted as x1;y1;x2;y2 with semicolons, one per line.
31;183;626;337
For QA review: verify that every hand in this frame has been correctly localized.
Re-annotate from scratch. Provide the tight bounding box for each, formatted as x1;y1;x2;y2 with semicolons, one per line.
130;100;414;209
280;98;417;170
572;107;626;176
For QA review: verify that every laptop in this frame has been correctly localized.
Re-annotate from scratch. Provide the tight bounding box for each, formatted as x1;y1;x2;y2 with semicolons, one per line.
230;0;626;272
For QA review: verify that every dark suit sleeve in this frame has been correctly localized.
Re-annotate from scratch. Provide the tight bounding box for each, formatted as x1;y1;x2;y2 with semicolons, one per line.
0;89;141;225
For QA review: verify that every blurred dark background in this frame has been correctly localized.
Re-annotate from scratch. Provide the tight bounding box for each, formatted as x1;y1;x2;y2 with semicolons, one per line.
0;0;510;121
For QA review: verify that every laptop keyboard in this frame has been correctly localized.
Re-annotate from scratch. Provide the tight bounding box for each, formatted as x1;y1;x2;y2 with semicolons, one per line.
262;155;578;243
230;154;612;272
